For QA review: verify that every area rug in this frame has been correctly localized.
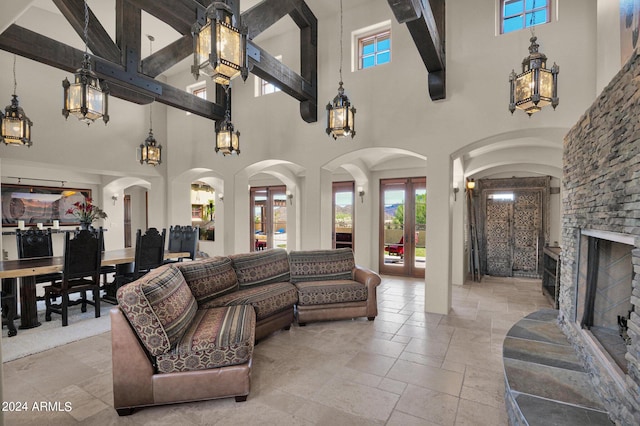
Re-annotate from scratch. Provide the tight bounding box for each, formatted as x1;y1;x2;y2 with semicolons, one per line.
1;300;113;362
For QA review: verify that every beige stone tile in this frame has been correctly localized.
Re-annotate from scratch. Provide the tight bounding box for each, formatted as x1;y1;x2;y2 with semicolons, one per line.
294;400;385;426
460;365;506;409
398;350;444;368
395;384;459;425
377;377;407;395
311;376;400;422
387;410;441;426
359;336;406;358
345;351;396;377
404;337;450;358
387;359;463;396
455;398;509;425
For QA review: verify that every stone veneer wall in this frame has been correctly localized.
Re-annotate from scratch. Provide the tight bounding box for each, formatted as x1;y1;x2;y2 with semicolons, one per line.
561;49;640;425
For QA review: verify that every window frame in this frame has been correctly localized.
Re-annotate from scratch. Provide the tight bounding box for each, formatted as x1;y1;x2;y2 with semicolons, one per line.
351;21;392;72
500;0;551;35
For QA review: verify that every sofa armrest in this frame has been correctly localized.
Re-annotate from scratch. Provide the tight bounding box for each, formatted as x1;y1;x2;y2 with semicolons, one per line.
353;266;381;319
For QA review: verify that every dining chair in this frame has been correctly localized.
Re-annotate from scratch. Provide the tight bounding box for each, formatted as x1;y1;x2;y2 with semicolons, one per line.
16;228;62;292
1;278;18;337
115;227;166;288
165;225;198;263
44;228;103;326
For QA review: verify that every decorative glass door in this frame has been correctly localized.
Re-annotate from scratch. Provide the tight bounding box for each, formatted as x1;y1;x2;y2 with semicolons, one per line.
333;181;354;250
380;177;426;277
250;186;286;251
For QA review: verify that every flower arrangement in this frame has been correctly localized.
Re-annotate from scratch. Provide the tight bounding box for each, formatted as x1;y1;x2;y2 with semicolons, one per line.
66;198;107;224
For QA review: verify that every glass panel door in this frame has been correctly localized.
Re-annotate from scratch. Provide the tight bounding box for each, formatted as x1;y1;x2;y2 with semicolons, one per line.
380;177;426;277
333;181;354;249
250;186;286;251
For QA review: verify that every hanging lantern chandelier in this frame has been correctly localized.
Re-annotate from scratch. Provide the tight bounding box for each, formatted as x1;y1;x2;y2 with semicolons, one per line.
139;36;162;166
1;55;33;147
508;1;559;117
192;1;248;86
215;85;240;155
326;0;356;139
62;0;109;125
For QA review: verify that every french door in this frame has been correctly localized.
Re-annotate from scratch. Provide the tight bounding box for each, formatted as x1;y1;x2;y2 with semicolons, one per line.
332;181;354;250
379;177;426;277
250;186;287;251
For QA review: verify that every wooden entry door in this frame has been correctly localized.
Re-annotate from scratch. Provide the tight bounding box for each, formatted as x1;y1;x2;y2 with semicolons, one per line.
484;190;542;277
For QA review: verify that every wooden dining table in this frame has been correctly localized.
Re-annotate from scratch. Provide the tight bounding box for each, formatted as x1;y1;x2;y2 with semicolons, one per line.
0;248;190;329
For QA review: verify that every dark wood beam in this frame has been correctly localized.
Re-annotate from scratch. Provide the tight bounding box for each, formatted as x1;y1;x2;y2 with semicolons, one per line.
142;35;192;78
242;0;297;40
287;1;317;123
387;0;446;100
52;0;121;64
125;0;200;35
116;0;141;68
0;24;225;120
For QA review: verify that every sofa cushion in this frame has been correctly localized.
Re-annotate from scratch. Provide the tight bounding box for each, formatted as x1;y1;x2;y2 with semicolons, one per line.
117;265;197;357
176;257;238;306
295;280;368;306
201;282;297;321
288;248;355;284
156;305;255;373
229;248;290;288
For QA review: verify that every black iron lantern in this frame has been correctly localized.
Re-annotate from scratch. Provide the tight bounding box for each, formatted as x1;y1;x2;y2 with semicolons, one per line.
192;1;248;86
509;36;559;116
1;56;33;147
62;1;109;125
139;129;162;166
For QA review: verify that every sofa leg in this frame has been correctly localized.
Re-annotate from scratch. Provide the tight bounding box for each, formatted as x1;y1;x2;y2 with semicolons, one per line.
284;325;291;331
298;322;306;327
116;408;135;416
235;395;248;402
367;317;375;321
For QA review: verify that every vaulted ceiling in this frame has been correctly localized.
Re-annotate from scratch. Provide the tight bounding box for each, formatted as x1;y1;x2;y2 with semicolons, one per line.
0;0;445;123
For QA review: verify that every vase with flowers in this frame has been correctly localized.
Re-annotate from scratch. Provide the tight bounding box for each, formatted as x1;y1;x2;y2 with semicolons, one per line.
66;198;107;229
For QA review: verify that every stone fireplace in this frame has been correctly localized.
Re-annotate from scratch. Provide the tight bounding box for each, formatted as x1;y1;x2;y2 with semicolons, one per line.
561;50;640;424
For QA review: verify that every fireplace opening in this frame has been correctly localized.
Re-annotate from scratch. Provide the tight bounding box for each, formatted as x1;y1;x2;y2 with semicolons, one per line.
577;233;634;374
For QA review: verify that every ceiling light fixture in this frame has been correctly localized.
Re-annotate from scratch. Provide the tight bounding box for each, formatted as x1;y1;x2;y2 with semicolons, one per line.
192;1;248;86
139;35;162;166
326;0;356;139
1;55;33;147
62;0;109;125
215;84;240;156
508;2;559;116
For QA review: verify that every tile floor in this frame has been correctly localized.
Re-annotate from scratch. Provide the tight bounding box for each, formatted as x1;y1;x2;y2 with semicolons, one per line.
1;275;551;425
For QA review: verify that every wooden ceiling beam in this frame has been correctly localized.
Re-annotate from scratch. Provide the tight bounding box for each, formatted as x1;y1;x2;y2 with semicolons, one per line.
387;0;446;100
242;0;298;40
125;0;199;35
0;24;225;120
142;34;192;78
52;0;121;64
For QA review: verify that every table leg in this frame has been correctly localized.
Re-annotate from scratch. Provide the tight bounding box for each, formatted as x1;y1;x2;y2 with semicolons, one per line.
19;276;41;329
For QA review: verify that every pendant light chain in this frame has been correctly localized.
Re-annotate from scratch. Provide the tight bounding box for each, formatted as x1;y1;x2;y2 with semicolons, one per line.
83;0;89;55
339;0;343;83
12;54;17;96
148;35;154;131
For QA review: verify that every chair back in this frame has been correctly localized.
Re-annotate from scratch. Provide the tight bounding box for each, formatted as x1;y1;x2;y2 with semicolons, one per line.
16;228;54;259
134;228;166;279
168;225;198;260
62;229;103;288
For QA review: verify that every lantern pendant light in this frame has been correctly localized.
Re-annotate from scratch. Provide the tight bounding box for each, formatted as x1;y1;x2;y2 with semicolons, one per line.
215;85;240;156
139;35;162;166
192;1;248;86
1;55;33;147
327;0;356;139
508;3;559;117
62;0;109;125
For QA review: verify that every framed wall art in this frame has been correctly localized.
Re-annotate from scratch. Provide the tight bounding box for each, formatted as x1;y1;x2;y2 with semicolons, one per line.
1;184;91;227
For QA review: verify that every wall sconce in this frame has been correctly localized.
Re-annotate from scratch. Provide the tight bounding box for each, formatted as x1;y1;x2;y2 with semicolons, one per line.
357;186;365;203
111;194;118;205
218;192;224;202
466;179;476;191
453;183;459;201
286;190;293;205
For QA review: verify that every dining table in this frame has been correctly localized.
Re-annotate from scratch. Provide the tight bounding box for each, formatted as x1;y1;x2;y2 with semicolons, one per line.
0;247;190;329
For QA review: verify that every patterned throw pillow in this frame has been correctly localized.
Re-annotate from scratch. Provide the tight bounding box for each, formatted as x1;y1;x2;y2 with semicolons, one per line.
288;248;355;284
176;257;238;306
117;265;197;356
230;248;291;288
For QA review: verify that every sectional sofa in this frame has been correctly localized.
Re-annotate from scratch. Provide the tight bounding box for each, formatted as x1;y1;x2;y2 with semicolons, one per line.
111;248;381;415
